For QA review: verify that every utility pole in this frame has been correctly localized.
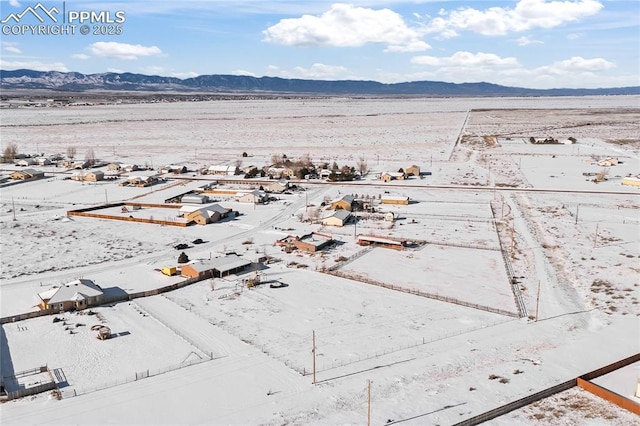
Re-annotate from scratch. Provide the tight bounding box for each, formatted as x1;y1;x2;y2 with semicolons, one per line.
312;330;317;384
535;280;541;322
367;379;371;426
105;189;108;205
12;197;16;221
575;204;579;225
593;223;599;248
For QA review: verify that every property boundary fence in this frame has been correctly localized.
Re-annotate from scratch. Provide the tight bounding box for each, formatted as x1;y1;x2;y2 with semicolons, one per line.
453;352;640;425
328;270;518;318
490;198;528;318
61;356;213;399
306;318;512;377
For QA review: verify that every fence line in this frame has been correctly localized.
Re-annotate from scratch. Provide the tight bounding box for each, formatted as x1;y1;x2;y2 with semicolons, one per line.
327;269;518;318
454;352;640;425
306;318;512;376
490;198;528;318
62;356;213;399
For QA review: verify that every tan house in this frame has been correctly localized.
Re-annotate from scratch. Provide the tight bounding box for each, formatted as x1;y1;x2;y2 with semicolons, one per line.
72;170;104;182
236;190;267;204
38;279;104;313
265;180;289;194
330;194;356;211
380;172;405;182
181;255;252;279
15;158;36;167
184;203;231;225
10;169;44;180
322;210;352;227
405;165;420;177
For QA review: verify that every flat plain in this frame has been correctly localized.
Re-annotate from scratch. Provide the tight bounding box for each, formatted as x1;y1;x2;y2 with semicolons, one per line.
0;95;638;425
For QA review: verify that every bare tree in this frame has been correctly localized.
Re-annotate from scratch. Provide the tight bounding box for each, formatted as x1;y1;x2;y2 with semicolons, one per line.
2;143;18;163
300;153;313;167
85;148;96;166
270;153;281;167
308;207;321;223
356;156;368;176
67;146;77;160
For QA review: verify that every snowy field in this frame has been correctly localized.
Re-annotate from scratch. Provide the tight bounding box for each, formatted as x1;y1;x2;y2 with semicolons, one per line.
1;96;639;425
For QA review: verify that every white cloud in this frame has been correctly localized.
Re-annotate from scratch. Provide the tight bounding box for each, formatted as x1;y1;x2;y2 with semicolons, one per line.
4;46;21;54
411;51;519;67
567;32;584;40
8;0;20;7
107;68;124;73
232;70;258;77
263;3;430;52
516;36;543;46
88;42;163;60
427;0;603;37
293;63;349;79
71;53;90;60
538;56;615;74
170;71;199;79
0;59;67;72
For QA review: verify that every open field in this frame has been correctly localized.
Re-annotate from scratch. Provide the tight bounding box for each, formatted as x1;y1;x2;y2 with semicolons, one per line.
1;95;639;425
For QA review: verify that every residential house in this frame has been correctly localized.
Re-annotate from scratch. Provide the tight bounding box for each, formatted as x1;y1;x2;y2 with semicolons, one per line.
405;165;420;177
321;210;352;227
71;170;104;182
184;203;231;225
37;278;104;312
206;165;235;176
180;254;252;279
34;157;52;166
107;162;123;171
10;169;44;180
265;180;289;194
120;175;160;187
236;190;268;204
161;165;187;174
15;158;36;167
380;172;406;182
330;194;356;211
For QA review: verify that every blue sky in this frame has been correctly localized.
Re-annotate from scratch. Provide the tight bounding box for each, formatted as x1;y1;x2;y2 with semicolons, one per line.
1;0;638;89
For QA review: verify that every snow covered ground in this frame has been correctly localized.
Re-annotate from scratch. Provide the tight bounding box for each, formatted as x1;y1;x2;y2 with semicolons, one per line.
1;96;638;424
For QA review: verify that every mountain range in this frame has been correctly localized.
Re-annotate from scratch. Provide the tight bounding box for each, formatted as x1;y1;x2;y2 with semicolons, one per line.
1;69;638;97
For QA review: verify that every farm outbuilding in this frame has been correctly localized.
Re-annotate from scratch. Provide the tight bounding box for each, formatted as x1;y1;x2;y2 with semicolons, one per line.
380;196;409;205
621;177;640;187
321;210;352;227
37;279;104;313
180;255;252;279
357;235;408;251
293;233;333;253
181;194;210;204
